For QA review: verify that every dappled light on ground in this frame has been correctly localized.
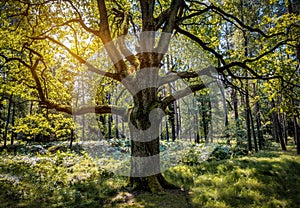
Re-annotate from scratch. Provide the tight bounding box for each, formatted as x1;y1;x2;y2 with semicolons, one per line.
0;144;299;207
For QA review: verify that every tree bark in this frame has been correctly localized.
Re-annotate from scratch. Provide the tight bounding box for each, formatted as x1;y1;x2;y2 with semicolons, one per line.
253;83;264;149
250;108;258;152
293;114;300;154
244;87;252;152
218;78;229;142
271;99;287;151
129;88;178;191
3;94;12;148
10;100;16;145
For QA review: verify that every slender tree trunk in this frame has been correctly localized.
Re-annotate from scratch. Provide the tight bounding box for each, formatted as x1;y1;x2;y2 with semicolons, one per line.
208;100;213;143
271;100;279;143
253;83;264;149
10;101;16;145
250;108;258;152
69;130;74;149
244;87;252;152
281;113;288;145
168;101;176;142
174;100;180;139
115;115;120;138
3;94;12;148
177;99;182;139
165;118;169;141
193;97;200;143
232;88;242;144
201;99;208;143
218;78;229;142
271;99;287;151
293;114;300;154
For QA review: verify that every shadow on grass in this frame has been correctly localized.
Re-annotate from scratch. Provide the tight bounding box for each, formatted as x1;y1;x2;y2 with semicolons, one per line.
164;151;300;208
1;146;299;208
0;152;127;208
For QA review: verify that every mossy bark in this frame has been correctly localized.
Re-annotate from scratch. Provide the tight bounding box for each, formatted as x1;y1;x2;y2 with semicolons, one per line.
127;88;178;192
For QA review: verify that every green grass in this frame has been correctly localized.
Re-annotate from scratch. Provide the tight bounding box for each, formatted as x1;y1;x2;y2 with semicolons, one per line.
0;143;299;207
164;145;300;208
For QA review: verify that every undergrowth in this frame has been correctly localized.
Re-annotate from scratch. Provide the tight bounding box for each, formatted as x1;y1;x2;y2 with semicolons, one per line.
0;142;299;207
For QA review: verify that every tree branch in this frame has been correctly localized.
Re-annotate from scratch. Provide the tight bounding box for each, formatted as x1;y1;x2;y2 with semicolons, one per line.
43;101;127;117
161;82;206;109
159;65;215;85
175;26;290;80
96;0;128;78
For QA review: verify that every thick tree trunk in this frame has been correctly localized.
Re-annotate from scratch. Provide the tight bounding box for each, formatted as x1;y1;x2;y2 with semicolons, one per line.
129;89;178;192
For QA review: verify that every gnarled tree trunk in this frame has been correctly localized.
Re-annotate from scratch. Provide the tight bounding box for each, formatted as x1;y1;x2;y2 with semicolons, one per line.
128;88;178;192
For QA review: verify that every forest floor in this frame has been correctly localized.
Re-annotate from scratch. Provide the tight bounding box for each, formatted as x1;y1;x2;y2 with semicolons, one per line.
0;142;299;208
102;143;300;208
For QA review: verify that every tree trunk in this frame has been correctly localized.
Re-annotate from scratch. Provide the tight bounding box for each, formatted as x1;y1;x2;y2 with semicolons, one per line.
10;100;16;145
201;99;209;143
174;100;180;139
250;108;258;152
69;130;74;149
3;94;12;148
271;99;287;151
281;113;288;145
293;114;300;154
244;87;252;152
168;101;176;142
271;100;279;143
232;88;242;144
193;96;200;143
165;118;169;141
218;78;229;142
254;83;264;149
129;89;178;192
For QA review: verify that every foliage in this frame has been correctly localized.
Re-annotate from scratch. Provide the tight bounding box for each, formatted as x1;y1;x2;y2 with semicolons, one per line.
0;147;126;207
0;143;299;207
13;110;74;141
208;145;232;161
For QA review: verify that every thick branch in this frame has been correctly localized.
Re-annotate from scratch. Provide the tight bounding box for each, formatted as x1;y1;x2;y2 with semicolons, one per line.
43;101;126;116
159;65;214;85
96;0;128;78
2;54;127;117
156;0;187;61
161;82;206;109
140;0;155;31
